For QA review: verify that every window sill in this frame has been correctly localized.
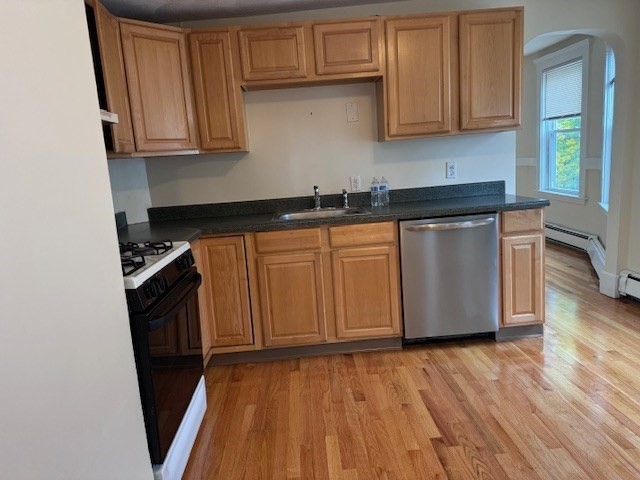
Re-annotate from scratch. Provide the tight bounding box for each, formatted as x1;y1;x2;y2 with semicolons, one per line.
536;190;588;205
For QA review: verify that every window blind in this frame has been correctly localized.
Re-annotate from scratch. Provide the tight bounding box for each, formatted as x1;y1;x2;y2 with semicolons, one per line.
542;59;583;120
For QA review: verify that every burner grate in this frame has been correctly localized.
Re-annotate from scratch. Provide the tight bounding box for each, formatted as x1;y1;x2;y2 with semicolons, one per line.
121;254;146;276
120;240;173;258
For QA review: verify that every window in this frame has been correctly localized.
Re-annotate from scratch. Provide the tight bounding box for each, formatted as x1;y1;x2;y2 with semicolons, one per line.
601;46;615;210
535;40;589;199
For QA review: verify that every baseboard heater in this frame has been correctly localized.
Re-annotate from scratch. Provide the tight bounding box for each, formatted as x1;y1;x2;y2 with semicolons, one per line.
545;222;605;278
619;272;640;301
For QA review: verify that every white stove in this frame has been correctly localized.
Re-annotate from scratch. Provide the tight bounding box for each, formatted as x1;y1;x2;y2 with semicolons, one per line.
121;241;190;289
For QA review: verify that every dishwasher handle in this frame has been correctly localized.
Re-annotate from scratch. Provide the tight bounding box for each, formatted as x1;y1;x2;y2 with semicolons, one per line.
404;217;495;232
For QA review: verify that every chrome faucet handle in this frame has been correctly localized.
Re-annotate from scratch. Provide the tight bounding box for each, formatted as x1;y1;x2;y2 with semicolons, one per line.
313;185;321;210
342;189;349;209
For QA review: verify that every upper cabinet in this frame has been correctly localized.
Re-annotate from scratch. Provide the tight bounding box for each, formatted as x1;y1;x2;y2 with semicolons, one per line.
383;15;456;138
189;30;247;152
120;21;198;152
238;26;307;81
313;20;382;75
86;1;524;157
459;9;523;131
85;0;135;153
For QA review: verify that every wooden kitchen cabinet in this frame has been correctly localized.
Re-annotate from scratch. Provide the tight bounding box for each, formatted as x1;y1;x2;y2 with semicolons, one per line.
87;0;136;153
329;222;401;339
257;252;327;347
197;236;254;349
332;245;401;339
312;20;382;76
383;15;456;138
237;25;307;81
501;209;545;326
189;30;247;152
120;20;198;152
459;9;523;131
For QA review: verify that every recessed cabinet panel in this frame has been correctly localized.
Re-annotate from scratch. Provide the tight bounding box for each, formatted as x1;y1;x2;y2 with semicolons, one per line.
313;20;381;75
332;246;401;339
258;253;327;346
459;9;522;130
502;234;544;325
120;22;197;151
238;27;307;81
189;31;247;151
385;16;453;137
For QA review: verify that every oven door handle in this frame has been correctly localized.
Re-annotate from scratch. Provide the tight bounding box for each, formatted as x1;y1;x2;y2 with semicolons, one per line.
144;271;202;332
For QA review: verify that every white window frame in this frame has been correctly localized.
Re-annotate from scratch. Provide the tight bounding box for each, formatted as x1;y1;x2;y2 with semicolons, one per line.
534;39;590;202
600;45;615;212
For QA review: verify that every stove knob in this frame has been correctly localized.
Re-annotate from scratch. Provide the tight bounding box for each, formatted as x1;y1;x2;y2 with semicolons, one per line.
144;275;168;299
176;252;194;271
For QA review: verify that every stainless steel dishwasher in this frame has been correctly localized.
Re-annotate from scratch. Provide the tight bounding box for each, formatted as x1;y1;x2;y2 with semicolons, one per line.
400;213;499;340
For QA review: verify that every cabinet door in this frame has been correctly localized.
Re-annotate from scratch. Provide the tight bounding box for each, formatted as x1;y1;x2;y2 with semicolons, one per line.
258;252;327;346
120;22;197;151
199;237;253;348
93;1;135;153
459;9;522;130
313;20;381;75
385;16;453;137
189;31;247;152
502;234;544;326
332;246;401;339
238;26;307;81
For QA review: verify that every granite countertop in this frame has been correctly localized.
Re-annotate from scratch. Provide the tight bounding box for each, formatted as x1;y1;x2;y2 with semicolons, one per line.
117;182;550;244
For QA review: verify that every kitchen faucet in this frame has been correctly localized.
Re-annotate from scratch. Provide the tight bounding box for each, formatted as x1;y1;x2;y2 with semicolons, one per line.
342;189;349;209
313;185;321;210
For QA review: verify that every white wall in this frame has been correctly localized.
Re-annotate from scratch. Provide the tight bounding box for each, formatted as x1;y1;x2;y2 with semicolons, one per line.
108;159;152;223
147;83;516;206
0;2;153;479
516;35;608;244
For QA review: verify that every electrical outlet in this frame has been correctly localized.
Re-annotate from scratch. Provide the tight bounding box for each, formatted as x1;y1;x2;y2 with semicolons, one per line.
346;102;359;122
446;161;457;179
349;175;362;192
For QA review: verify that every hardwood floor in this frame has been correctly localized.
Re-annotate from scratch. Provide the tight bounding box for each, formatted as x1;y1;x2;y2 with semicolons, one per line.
184;241;640;479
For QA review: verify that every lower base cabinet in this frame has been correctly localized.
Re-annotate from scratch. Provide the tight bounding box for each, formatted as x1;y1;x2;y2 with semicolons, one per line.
197;236;254;349
501;210;545;326
257;252;328;347
332;245;401;338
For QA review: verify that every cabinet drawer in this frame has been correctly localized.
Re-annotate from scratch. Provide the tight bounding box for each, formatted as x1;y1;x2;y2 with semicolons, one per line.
255;228;322;254
329;222;395;248
502;209;543;234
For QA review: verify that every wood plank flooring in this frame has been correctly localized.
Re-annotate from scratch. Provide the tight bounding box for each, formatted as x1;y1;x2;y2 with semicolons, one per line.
184;241;640;479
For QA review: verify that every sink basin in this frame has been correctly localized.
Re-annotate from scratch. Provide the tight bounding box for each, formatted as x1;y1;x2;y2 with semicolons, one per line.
273;207;371;221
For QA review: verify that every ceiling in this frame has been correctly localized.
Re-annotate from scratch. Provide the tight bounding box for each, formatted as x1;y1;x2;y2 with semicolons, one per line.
101;0;403;23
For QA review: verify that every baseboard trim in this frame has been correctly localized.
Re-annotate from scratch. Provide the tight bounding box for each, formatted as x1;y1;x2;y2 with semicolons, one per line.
600;270;620;298
495;324;544;341
209;338;402;365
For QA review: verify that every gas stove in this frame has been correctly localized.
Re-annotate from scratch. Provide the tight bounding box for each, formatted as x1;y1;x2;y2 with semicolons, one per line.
121;237;206;478
120;240;190;289
120;240;196;313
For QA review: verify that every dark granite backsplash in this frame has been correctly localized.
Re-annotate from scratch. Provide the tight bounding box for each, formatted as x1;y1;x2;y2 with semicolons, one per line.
148;181;505;222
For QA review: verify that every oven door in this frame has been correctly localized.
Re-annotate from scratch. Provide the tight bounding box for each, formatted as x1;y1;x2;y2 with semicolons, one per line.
130;267;203;464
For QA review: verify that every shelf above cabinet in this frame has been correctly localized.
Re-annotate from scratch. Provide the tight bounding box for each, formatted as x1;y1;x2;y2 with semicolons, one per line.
100;109;119;124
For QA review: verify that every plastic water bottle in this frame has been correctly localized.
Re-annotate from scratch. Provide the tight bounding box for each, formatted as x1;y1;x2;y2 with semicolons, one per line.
379;177;390;207
370;177;380;207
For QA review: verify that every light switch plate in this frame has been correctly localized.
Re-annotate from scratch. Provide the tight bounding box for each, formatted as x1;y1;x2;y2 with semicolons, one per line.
446;161;457;179
346;102;358;122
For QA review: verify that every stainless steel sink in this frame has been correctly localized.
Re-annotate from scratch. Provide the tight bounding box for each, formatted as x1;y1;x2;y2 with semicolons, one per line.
273;207;371;221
